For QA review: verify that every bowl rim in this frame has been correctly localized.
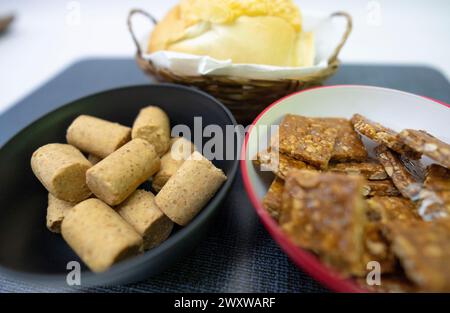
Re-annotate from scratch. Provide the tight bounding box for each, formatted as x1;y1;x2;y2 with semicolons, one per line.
240;84;450;293
0;83;239;286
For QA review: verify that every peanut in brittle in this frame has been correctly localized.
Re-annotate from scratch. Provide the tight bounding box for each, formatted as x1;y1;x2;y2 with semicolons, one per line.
362;223;397;274
383;219;450;292
254;112;450;291
280;169;367;276
366;196;419;223
424;164;450;191
375;145;422;199
276;114;338;169
329;160;387;180
351;114;421;159
362;196;419;275
262;177;284;221
362;179;400;197
398;129;450;168
253;148;315;179
415;164;450;221
319;118;368;162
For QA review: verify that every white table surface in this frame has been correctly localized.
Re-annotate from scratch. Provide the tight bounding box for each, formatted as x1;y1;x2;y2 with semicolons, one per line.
1;0;449;114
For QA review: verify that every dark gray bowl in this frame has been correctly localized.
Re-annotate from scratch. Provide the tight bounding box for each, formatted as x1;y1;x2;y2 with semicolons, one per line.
0;84;238;286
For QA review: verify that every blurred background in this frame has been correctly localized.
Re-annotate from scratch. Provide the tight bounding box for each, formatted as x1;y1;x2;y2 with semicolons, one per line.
0;0;449;114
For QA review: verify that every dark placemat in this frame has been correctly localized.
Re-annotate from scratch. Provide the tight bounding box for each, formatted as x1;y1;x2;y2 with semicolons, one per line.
0;59;449;293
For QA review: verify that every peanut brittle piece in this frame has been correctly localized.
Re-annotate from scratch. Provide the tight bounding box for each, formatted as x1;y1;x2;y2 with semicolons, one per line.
362;180;400;197
280;169;366;276
383;219;450;291
424;164;450;191
375;145;421;199
366;196;419;222
253;148;315;179
276;114;338;169
432;191;450;215
351;114;421;159
398;129;450;168
415;164;450;221
319;118;368;162
262;177;284;221
362;223;397;274
363;197;419;275
329;160;387;180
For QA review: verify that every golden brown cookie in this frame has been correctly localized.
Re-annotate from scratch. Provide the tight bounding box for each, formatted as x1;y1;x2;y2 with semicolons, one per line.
155;151;227;226
132;106;171;156
66;115;131;159
31;143;92;202
116;190;173;250
86;139;160;206
46;193;75;233
152;137;195;192
61;199;143;272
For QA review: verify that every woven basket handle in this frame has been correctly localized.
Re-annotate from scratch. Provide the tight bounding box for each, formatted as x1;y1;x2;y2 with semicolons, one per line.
127;9;158;56
327;12;352;65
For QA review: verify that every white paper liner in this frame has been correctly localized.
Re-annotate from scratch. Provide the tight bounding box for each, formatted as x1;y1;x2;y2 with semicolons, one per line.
139;11;346;80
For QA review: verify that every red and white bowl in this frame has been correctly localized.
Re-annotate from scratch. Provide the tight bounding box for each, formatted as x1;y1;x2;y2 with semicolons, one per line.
241;85;450;292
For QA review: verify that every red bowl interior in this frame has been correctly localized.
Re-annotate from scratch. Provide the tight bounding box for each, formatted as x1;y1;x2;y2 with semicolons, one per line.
240;85;450;292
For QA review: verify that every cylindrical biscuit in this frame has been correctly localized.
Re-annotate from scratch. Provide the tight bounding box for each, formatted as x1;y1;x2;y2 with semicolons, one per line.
61;198;142;272
155;151;227;226
152;137;195;192
116;189;173;250
31;143;92;202
86;138;160;206
132;106;170;156
66;115;131;158
46;193;75;233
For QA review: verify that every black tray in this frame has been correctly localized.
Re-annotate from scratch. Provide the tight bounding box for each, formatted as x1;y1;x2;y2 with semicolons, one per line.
0;59;449;292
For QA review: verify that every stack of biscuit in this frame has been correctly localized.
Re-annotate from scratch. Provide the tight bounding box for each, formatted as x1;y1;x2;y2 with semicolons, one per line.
31;107;226;272
254;113;450;292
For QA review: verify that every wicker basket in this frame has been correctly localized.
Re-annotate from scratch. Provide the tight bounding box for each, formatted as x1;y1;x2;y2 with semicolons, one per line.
128;9;352;123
